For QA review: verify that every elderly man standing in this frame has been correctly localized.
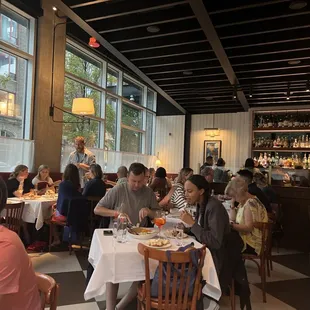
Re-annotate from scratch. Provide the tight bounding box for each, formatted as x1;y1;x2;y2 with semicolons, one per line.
67;136;96;188
94;162;159;310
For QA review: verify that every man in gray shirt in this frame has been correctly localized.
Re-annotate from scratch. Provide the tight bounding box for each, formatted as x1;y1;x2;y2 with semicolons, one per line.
67;136;96;188
94;162;159;310
95;163;158;225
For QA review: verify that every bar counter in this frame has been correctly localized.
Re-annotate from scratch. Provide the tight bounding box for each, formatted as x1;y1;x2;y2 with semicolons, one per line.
273;185;310;252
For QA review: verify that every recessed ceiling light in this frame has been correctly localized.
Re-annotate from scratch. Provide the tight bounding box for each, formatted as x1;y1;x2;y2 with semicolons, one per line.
289;0;307;10
288;60;301;65
52;6;57;11
183;71;193;75
146;26;160;33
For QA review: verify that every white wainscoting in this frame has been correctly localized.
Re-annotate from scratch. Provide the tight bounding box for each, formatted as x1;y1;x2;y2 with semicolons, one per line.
190;112;251;174
155;115;185;173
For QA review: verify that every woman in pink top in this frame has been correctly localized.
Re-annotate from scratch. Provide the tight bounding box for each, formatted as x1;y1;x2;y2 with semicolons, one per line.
0;177;41;310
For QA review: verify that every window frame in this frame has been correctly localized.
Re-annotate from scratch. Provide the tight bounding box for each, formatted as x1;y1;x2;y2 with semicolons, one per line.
65;38;157;155
0;1;36;140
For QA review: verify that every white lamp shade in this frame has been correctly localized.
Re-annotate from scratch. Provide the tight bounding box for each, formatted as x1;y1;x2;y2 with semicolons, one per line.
155;159;161;166
72;98;95;115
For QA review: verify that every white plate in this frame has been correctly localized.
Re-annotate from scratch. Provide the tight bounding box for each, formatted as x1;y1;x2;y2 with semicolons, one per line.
164;230;188;239
145;240;172;249
128;228;159;240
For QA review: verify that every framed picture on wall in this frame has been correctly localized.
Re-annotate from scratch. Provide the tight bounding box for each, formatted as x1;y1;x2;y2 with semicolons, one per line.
203;140;222;163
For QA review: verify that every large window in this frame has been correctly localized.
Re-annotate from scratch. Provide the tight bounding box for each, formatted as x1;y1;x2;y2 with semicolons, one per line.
123;77;143;105
0;2;34;139
105;96;117;150
64;40;157;155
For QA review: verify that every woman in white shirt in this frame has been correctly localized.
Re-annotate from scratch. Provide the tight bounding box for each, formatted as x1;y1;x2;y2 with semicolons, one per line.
32;165;60;193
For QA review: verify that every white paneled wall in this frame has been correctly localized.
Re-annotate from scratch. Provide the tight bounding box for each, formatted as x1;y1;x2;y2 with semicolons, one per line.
155;115;185;173
190;112;251;174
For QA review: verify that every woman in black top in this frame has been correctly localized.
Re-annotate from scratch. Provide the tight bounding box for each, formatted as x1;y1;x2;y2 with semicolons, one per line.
7;165;34;197
180;175;230;273
83;164;106;198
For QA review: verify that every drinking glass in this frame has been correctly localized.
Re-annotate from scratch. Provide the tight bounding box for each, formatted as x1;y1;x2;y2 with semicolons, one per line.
176;227;184;246
154;210;166;238
112;220;118;239
116;227;127;243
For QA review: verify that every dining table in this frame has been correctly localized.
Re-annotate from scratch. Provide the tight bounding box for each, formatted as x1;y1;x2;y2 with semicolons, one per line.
3;195;57;230
84;228;222;305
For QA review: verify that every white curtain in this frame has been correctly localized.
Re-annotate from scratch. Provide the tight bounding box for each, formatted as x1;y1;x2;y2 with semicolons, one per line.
61;145;157;173
0;137;34;172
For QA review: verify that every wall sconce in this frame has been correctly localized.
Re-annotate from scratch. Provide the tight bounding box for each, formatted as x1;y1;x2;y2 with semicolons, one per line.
155;152;161;168
204;114;220;137
204;128;220;137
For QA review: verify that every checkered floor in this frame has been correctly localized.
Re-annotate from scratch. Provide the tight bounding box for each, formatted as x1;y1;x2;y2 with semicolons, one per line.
29;248;310;310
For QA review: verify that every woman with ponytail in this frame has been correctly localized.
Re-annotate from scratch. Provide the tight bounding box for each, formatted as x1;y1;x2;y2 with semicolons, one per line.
180;174;230;273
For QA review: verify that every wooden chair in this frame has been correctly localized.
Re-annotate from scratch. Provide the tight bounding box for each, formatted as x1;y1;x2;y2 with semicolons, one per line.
36;272;59;310
137;243;206;310
49;197;89;254
87;196;102;235
242;222;273;303
3;202;25;235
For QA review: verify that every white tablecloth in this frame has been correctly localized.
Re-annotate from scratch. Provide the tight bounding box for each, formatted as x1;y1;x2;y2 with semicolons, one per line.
84;229;221;302
4;197;56;230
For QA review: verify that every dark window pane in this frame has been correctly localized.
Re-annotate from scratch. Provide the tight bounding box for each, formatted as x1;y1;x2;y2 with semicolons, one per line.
120;128;142;153
121;103;142;129
123;78;143;105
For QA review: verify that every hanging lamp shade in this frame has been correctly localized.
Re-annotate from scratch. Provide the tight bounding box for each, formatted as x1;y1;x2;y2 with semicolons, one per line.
88;37;100;48
72;98;95;115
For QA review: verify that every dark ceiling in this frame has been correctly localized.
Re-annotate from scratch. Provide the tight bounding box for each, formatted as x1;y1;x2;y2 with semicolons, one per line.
47;0;310;114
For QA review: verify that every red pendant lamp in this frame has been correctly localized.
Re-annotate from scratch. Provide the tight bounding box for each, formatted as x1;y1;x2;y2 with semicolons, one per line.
88;37;100;48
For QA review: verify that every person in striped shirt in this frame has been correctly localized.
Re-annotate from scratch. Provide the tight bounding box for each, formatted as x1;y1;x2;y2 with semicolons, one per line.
160;167;193;209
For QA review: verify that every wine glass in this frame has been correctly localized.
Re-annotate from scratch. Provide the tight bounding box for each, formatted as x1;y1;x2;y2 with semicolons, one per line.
154;210;166;239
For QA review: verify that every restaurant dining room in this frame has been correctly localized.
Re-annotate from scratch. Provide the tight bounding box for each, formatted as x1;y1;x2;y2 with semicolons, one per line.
2;0;310;309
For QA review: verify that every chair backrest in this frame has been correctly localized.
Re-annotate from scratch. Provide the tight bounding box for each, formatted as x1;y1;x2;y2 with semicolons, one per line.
253;222;273;258
87;196;101;209
36;272;59;310
138;243;206;310
66;197;89;232
4;202;25;235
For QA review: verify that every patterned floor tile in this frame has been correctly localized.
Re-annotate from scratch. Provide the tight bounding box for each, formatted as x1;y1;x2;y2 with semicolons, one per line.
46;271;93;306
30;251;82;274
246;260;308;284
255;278;310;310
271;253;310;276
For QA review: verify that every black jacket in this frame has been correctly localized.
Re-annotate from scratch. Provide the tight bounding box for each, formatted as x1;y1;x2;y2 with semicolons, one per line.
248;182;271;212
6;178;34;197
190;197;230;274
82;178;106;198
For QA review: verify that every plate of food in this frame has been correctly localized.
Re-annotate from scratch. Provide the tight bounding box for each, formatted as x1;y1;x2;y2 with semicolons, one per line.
146;239;171;249
127;227;159;240
164;229;188;239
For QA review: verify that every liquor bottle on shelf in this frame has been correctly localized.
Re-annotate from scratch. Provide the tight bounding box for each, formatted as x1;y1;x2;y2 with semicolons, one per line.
300;114;305;127
293;138;298;148
308;154;310;168
305;114;309;127
306;135;309;148
301;135;305;148
283;114;289;127
288;114;293;127
279;156;284;166
277;114;283;128
275;153;279;166
267;114;273;127
293;114;300;127
303;154;308;169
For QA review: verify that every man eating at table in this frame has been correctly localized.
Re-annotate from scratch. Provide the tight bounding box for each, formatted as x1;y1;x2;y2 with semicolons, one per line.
94;162;159;310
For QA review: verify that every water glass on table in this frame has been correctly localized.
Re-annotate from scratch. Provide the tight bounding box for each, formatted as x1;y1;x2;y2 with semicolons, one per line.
112;220;118;239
